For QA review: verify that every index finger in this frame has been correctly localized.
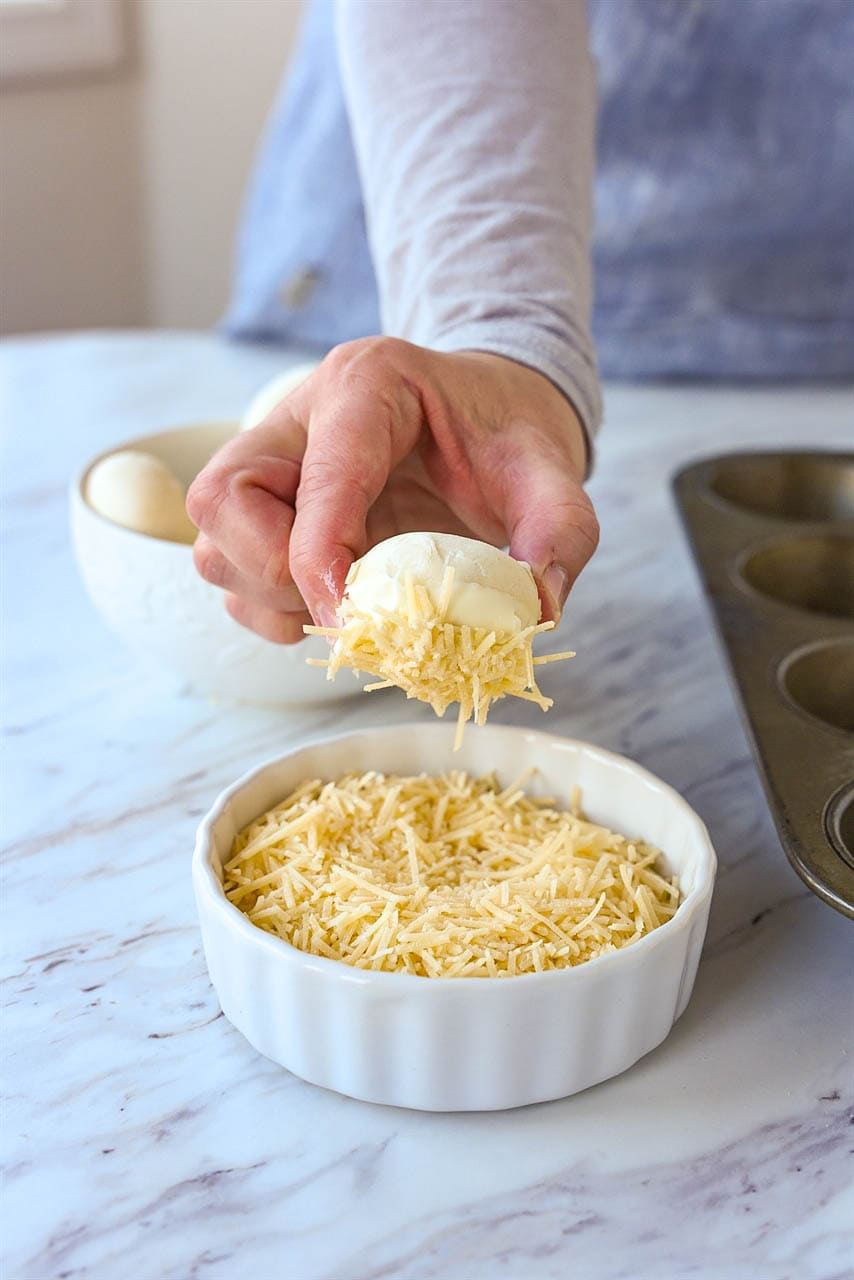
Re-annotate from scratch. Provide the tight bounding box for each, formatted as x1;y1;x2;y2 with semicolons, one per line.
186;412;305;590
289;384;421;624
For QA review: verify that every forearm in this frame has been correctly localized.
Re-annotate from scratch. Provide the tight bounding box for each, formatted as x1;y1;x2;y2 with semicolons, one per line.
335;0;601;448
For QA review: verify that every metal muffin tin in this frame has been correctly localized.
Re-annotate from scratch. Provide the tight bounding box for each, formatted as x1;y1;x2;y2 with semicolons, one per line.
673;450;854;918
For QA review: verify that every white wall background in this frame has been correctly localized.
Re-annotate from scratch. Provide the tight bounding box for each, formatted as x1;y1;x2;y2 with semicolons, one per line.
0;0;304;335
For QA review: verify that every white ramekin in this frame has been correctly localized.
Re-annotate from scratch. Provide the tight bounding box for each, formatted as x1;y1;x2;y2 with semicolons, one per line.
193;724;716;1111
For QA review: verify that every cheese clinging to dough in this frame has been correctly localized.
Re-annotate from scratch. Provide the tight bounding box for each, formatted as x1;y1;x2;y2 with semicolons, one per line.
304;533;575;746
224;769;681;977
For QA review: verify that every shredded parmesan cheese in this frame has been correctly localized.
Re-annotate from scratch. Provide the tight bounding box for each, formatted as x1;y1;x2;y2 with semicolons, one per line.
305;568;575;748
224;770;680;977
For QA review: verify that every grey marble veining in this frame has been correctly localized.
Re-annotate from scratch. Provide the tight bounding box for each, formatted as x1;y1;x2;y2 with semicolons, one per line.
1;333;852;1280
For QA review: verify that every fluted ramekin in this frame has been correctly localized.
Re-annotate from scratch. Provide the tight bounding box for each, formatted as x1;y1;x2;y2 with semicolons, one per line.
193;724;716;1111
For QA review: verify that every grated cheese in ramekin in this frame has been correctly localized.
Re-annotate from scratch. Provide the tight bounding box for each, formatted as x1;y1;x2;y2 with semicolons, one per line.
224;769;680;977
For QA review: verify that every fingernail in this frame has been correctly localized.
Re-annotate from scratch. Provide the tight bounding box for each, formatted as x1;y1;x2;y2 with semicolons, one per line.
542;563;570;617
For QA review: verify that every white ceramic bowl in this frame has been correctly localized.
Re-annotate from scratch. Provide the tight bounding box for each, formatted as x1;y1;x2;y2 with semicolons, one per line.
70;423;357;707
240;362;320;431
193;724;717;1110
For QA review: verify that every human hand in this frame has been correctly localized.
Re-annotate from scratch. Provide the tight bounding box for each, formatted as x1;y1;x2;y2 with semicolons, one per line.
187;338;599;643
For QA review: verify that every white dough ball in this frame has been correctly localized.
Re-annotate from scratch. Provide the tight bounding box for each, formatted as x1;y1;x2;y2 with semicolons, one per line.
240;361;320;431
85;450;197;544
343;532;541;633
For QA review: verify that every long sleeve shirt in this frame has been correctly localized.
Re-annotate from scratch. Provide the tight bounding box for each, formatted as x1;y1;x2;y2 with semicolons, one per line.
335;0;600;439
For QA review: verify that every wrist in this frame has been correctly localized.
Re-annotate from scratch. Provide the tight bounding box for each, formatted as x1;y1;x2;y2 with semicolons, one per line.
454;350;589;481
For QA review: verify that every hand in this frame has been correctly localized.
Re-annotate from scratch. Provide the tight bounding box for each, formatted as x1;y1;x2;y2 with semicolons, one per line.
187;338;599;643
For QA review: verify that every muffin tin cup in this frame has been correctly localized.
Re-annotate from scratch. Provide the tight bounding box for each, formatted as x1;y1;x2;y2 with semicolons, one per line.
673;450;854;918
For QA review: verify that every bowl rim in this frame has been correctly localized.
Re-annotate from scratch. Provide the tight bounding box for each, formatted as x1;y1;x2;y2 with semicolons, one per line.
192;723;717;990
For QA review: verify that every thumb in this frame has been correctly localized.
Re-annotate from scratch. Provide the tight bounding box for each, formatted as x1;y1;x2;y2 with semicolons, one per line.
503;451;599;623
288;402;415;625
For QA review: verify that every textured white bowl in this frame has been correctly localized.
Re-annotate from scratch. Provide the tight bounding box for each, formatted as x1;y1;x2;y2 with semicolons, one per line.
193;724;717;1110
70;422;358;707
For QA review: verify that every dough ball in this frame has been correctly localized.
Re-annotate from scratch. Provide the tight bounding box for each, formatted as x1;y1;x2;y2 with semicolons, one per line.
344;532;541;633
240;361;320;431
85;450;197;544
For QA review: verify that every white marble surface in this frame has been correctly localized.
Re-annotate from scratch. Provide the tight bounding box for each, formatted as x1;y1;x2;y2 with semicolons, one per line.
2;332;852;1280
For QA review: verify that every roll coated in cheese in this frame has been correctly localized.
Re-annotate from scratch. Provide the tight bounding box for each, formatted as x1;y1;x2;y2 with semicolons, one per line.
305;532;574;747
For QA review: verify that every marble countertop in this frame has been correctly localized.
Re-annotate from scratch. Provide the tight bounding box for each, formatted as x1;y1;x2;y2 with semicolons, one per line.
2;332;852;1280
